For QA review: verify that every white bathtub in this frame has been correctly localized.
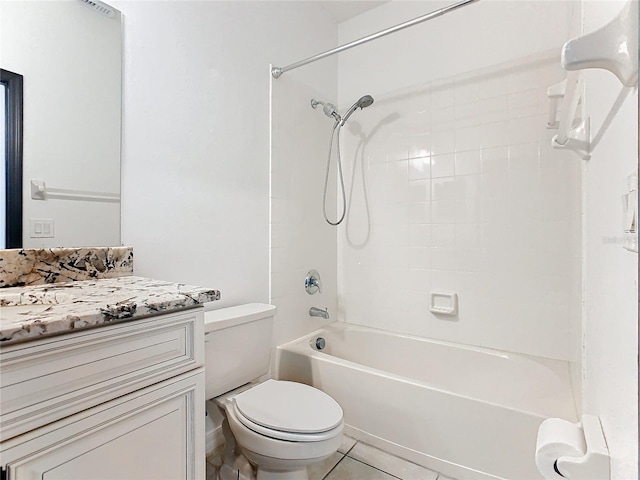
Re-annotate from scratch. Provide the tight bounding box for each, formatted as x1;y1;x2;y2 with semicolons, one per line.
276;322;578;480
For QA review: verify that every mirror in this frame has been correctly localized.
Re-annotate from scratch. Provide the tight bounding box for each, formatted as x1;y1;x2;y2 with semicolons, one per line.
1;0;122;249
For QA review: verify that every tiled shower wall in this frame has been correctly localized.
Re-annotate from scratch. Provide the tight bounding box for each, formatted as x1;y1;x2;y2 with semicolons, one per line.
338;53;582;363
270;59;338;354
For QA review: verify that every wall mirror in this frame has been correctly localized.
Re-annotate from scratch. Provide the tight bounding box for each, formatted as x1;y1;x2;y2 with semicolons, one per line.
1;0;122;249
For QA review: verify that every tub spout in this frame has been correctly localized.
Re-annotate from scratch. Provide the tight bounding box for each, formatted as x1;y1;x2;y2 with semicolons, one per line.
309;307;329;319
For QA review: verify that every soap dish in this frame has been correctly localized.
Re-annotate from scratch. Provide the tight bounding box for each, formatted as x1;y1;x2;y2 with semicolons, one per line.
429;292;458;316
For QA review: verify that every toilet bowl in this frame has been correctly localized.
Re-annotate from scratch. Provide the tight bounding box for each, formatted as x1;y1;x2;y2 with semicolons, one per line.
204;304;344;480
217;379;343;479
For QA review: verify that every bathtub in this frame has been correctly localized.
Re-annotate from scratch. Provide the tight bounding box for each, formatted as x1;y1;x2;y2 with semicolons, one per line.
276;322;578;480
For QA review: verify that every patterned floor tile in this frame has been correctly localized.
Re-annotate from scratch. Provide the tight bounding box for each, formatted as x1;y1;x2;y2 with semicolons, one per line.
324;456;398;480
347;442;438;480
308;451;344;480
338;435;358;454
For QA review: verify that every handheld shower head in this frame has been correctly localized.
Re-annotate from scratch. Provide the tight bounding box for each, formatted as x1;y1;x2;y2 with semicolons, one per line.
312;94;374;227
340;94;375;125
357;95;374;108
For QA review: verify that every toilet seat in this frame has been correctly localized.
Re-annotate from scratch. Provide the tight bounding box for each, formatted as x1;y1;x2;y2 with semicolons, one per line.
232;404;343;442
232;380;343;442
225;397;344;463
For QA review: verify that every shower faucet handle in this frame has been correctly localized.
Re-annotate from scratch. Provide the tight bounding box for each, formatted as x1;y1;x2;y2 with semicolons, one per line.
309;307;329;320
305;270;322;295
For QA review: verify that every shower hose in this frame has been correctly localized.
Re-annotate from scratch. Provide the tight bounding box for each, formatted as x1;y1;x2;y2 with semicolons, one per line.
323;121;347;226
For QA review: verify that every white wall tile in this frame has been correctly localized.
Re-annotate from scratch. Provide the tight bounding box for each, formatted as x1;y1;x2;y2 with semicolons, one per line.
453;174;481;200
408;133;431;159
431;224;455;247
431;200;457;224
455;223;481;248
408;157;431;181
431;177;456;202
408;202;431;224
409;224;431;247
384;132;409;162
431;131;456;157
431;154;455;178
479;75;509;100
455;199;482;224
431;269;458;291
455;101;482;126
431;106;456;132
454;79;480;105
479;94;509;117
455;126;482;153
508;115;548;145
431;87;455;110
509;142;540;171
456;248;483;273
455;150;482;176
480;121;509;149
338;51;581;363
270;42;338;356
431;247;456;271
409;247;431;270
408;179;431;203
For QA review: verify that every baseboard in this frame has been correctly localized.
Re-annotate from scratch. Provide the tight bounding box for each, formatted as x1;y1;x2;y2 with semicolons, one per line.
206;425;225;456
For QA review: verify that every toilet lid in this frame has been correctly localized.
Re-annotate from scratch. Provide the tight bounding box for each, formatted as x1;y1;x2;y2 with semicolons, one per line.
234;380;343;434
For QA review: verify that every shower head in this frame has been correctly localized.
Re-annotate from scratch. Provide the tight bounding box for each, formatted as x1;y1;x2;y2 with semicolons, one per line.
311;95;374;126
311;99;341;122
357;95;374;109
340;94;375;125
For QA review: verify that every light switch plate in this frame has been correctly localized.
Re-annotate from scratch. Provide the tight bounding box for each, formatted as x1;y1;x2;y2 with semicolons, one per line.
29;219;54;238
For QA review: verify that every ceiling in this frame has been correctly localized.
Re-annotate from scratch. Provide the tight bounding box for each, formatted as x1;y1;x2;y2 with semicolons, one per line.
318;1;390;23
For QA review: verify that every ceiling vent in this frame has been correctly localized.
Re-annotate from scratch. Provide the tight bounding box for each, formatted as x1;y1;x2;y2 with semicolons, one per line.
79;0;117;18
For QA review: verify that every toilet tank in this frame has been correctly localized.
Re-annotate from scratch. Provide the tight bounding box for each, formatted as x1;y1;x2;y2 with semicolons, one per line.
204;303;276;400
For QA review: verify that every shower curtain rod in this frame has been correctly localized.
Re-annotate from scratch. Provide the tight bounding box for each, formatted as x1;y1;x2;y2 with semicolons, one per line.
271;0;480;79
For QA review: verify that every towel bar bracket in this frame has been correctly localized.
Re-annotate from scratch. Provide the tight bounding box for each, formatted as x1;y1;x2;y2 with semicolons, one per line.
551;118;591;161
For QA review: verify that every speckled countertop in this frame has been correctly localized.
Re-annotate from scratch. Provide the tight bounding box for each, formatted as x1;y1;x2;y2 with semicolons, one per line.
0;276;221;345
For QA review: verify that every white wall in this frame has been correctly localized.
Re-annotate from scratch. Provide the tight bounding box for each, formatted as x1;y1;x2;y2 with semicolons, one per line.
114;1;337;307
581;2;638;478
0;0;121;248
336;1;581;363
337;0;578;107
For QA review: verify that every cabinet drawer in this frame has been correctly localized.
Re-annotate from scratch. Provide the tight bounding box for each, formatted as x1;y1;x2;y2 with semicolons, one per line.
0;309;204;441
1;369;205;480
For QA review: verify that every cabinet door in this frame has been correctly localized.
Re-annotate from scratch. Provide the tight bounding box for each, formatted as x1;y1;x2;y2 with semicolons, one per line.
1;370;205;480
1;309;204;442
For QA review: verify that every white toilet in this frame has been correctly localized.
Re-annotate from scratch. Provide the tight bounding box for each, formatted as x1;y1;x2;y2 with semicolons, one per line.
204;303;344;480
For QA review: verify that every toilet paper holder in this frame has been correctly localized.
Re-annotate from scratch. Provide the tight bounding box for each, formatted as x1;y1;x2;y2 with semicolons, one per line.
557;415;609;480
536;415;610;480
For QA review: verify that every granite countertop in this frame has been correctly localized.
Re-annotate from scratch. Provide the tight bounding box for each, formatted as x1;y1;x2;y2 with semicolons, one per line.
0;276;221;345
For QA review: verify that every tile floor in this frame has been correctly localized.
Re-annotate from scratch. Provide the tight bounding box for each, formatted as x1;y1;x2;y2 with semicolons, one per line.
206;435;455;480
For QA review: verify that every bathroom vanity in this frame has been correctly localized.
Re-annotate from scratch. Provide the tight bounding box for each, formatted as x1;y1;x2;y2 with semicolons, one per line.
0;272;220;480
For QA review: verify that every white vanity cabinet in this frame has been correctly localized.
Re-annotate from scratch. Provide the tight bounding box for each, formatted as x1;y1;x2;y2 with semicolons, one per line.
0;309;206;480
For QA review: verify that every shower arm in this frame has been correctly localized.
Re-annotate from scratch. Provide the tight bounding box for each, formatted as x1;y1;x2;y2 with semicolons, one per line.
312;99;342;121
271;0;480;79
